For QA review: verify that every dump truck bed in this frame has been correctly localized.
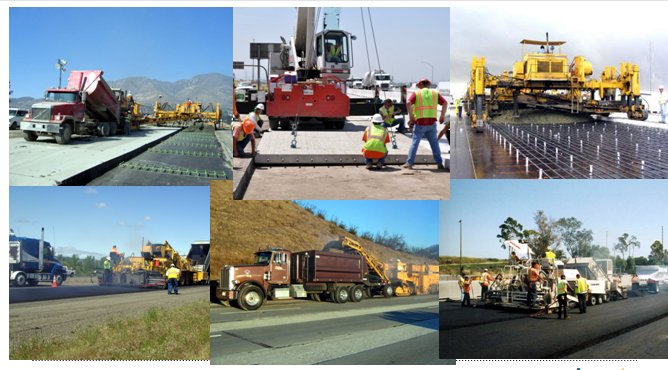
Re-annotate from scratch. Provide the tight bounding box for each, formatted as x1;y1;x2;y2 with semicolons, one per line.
291;250;368;283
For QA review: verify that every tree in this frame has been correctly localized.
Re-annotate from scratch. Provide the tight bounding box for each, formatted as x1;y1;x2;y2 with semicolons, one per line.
530;210;559;258
649;240;666;265
556;217;594;258
626;256;636;274
496;217;527;247
590;245;611;259
614;233;639;261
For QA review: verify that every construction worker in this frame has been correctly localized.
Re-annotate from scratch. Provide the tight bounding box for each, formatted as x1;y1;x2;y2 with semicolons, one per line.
379;99;405;134
510;251;521;265
103;256;112;285
232;118;256;158
659;86;666;124
166;263;180;295
328;39;343;63
462;276;472;307
362;114;391;169
456;97;463;118
575;273;589;314
247;104;265;137
631;273;640;290
404;78;446;170
556;274;572;319
458;273;466;303
526;261;545;307
480;268;494;300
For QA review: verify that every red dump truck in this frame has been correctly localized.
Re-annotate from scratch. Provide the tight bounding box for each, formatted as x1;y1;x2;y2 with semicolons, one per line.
21;70;129;144
217;248;394;310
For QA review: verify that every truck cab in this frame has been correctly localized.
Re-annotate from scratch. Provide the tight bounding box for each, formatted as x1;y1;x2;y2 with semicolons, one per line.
315;29;354;81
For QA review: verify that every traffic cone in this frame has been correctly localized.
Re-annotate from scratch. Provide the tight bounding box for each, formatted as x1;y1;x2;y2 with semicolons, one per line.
51;275;58;288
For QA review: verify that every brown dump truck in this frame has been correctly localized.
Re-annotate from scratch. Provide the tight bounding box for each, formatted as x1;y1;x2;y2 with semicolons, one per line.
217;248;394;310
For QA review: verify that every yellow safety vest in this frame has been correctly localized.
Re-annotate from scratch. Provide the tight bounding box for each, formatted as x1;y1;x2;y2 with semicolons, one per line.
454;98;461;109
329;45;341;58
575;277;588;294
233;122;246;141
363;124;388;153
413;88;439;120
103;260;111;270
379;106;395;124
557;280;568;294
166;267;180;279
545;251;556;259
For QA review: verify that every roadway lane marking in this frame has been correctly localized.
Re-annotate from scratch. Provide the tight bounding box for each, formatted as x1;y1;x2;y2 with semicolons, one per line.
211;318;438;365
210;301;437;332
210;334;222;338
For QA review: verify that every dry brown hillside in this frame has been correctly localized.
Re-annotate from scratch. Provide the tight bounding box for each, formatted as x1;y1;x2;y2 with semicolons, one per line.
210;195;436;281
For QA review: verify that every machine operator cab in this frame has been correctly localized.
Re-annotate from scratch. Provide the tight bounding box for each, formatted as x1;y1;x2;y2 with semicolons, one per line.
315;30;355;81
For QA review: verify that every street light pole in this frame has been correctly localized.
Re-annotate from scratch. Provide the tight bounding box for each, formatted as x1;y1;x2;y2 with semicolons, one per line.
421;61;434;85
459;219;463;274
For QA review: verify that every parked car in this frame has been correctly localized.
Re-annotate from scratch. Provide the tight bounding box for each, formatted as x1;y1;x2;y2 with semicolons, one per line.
9;108;29;130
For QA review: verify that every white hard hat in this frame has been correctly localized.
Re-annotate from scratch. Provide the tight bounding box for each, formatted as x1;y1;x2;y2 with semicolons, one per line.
171;264;175;267
128;91;132;96
371;114;384;123
106;256;111;260
484;268;488;272
255;103;265;111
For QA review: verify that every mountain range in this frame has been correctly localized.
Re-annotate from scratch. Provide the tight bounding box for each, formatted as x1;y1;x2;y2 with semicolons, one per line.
9;73;233;110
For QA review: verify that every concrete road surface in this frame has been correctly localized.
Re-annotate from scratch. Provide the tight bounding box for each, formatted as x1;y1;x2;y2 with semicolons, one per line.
439;293;668;359
210;295;452;365
9;286;208;345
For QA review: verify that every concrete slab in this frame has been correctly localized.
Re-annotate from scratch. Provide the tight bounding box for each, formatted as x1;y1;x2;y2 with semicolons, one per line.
242;164;449;200
255;117;448;165
9;126;180;186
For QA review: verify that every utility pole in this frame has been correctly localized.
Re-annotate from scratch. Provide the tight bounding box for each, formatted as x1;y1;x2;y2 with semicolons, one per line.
459;220;463;274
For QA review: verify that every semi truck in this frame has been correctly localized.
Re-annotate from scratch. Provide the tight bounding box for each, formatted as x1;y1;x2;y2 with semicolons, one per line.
21;70;130;144
9;228;68;287
217;247;394;311
563;257;626;304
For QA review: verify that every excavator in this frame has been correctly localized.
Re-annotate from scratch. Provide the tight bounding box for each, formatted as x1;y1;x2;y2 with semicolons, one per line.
466;33;649;132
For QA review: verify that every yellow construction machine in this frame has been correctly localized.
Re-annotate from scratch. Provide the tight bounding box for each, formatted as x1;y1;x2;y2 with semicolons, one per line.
466;33;648;131
152;100;222;127
336;236;438;297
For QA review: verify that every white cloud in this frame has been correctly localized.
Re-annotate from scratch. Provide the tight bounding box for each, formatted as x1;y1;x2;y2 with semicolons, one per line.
144;216;152;221
95;202;107;209
84;187;98;195
117;220;126;226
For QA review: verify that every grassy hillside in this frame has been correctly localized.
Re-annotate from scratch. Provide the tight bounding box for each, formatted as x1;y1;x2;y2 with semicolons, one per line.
210;191;436;281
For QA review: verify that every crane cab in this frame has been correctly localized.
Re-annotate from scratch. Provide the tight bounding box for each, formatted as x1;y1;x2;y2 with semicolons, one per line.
315;29;354;81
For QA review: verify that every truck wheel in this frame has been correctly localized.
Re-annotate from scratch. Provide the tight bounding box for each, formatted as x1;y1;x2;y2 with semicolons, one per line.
56;123;72;144
598;295;604;305
333;286;349;303
28;279;39;286
238;285;264;311
56;275;64;286
13;273;27;287
98;122;111;137
23;131;38;142
382;285;393;298
109;122;118;136
589;295;597;306
349;285;364;302
309;293;321;302
11;121;18;130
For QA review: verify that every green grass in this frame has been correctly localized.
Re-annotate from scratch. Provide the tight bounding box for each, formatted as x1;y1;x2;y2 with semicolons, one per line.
10;300;210;360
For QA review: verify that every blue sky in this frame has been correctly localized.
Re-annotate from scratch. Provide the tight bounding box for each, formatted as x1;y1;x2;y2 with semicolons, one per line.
302;200;439;249
9;7;233;97
234;7;449;84
440;180;668;259
9;187;210;257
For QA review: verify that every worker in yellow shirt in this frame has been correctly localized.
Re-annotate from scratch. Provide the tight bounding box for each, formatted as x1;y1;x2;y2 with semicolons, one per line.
575;273;589;314
556;274;573;319
480;268;495;301
166;264;181;295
